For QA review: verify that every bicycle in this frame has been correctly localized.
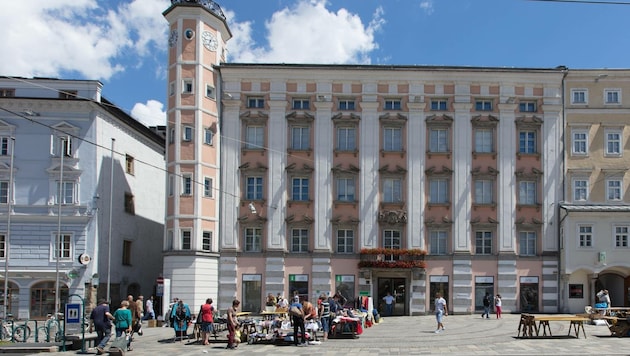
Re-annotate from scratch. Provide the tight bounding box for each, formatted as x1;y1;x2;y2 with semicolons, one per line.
36;313;64;342
1;314;31;342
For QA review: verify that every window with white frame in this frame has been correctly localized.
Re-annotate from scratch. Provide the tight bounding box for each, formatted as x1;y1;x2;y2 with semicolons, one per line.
0;181;8;204
56;181;75;205
336;229;354;253
51;135;73;157
383;230;402;260
605;129;622;156
604;89;621;104
204;128;214;145
578;225;592;247
183;126;193;142
382;177;402;203
474;128;493;153
202;231;212;251
204;177;213;198
338;99;355;111
181;230;191;250
169;127;175;144
336;177;355;202
429;128;449;152
519;130;536;154
291;126;310;150
291;228;309;253
246;176;263;200
292;98;310;110
291;177;309;201
430;99;448;111
475;231;492;255
615;226;629;247
474;179;493;205
571;89;587;104
182;79;193;94
205;84;215;99
336;127;356;151
169;82;175;96
51;233;72;260
0;137;11;156
125;154;134;175
429;230;447;255
572;129;588;155
182;174;192;196
244;227;262;252
383;127;402;151
429;178;449;204
475;99;493;111
573;178;588;202
518;181;536;205
245;126;264;149
384;99;402;110
519;101;537;112
247;97;265;108
519;231;536;256
606;179;622;201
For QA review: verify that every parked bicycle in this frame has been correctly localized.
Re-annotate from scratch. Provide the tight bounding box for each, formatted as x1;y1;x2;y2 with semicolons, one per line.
36;313;64;342
0;314;31;342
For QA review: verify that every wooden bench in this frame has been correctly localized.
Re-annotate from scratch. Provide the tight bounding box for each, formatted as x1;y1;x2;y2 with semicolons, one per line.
517;314;589;338
517;314;535;338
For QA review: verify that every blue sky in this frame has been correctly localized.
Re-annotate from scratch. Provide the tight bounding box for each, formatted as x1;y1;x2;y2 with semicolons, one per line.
1;0;629;127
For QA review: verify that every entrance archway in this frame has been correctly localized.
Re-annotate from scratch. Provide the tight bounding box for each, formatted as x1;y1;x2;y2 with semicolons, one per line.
0;281;19;317
596;273;625;308
30;281;69;320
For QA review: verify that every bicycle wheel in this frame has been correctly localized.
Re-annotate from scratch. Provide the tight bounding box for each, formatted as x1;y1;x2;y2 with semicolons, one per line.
12;325;27;342
36;326;49;342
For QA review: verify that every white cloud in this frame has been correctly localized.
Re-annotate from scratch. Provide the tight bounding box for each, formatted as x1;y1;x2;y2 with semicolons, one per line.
420;1;434;15
131;100;166;127
228;0;384;64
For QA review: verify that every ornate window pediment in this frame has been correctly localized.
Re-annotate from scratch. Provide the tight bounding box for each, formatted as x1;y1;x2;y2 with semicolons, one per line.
471;115;498;127
285;162;314;174
471;166;499;177
379;164;407;175
239;162;268;172
378;209;407;225
515;116;542;128
331;112;361;123
286;111;314;123
379;112;407;125
425;165;453;176
240;110;268;124
331;164;360;175
426;114;453;126
515;167;543;179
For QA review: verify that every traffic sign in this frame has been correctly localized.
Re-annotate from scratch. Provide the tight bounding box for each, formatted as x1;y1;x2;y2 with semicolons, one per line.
66;303;81;324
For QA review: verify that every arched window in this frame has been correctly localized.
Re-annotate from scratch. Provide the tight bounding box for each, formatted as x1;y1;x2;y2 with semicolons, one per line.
0;281;19;318
30;281;68;319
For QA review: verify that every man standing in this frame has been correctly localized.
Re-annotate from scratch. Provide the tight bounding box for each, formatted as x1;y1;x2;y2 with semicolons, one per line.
434;292;447;333
226;299;240;349
127;295;142;336
382;292;395;316
482;292;492;319
90;299;114;355
143;296;155;320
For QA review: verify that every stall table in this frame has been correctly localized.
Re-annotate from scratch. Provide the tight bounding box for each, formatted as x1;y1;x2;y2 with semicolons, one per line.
517;314;589;339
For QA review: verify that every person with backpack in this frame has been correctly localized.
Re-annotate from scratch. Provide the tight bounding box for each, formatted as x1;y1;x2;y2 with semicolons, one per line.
482;292;492;319
289;295;306;346
170;299;191;341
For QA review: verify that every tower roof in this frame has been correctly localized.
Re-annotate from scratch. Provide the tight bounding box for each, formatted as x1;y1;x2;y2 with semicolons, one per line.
168;0;225;20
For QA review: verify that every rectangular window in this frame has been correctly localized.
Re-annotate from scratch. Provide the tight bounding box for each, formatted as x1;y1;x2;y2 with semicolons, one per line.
125;155;134;175
0;137;10;156
607;179;622;201
383;178;402;203
59;90;77;99
181;230;191;250
475;100;493;111
615;226;629;248
383;230;401;252
605;89;620;104
292;178;309;201
519;101;537;112
429;128;448;152
122;240;132;265
336;229;354;253
519;231;536;256
202;231;212;251
292;99;310;110
475;231;492;255
245;126;264;149
205;84;215;99
169;127;175;144
167;230;174;251
336;177;355;202
0;89;15;97
204;177;213;198
569;284;584;299
474;128;493;153
52;136;73;157
244;227;262;252
182;79;193;94
56;181;75;205
182;174;192;195
291;228;309;253
572;130;588;155
578;225;592;247
168;175;174;196
124;192;135;215
246;176;263;200
52;233;72;260
430;230;447;255
519;181;536;205
429;178;448;204
430;100;447;111
519;131;536;153
183;126;193;142
204;128;214;145
474;180;493;205
571;89;587;104
605;130;621;155
247;97;265;108
573;179;588;202
383;127;402;151
0;181;8;204
336;127;356;151
338;99;355;110
0;234;5;259
169;82;175;96
384;99;402;110
291;126;310;150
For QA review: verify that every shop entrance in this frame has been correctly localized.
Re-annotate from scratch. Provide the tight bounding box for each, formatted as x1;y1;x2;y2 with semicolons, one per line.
377;278;406;316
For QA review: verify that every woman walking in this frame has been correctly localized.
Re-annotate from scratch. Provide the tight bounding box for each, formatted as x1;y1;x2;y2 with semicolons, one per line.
200;298;215;345
495;294;502;319
113;300;133;351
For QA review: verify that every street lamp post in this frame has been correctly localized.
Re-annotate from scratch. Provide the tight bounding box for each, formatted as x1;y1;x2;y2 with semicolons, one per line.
3;137;15;318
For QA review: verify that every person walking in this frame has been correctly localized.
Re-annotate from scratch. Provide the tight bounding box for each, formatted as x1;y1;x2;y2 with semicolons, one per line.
318;294;330;341
90;299;114;355
142;296;155;320
482;292;492;319
127;295;142;337
226;299;240;349
112;300;133;351
290;295;306;346
382;292;395;316
434;292;447;333
199;298;215;345
495;294;502;319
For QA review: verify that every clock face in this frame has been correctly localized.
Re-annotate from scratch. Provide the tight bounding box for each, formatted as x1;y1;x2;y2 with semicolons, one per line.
202;31;218;52
168;29;178;48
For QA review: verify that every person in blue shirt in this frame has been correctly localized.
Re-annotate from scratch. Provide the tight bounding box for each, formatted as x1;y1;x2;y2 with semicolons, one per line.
382;292;395;316
290;296;306;346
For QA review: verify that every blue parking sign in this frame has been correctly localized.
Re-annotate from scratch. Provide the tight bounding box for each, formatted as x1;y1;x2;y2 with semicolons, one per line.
66;303;81;324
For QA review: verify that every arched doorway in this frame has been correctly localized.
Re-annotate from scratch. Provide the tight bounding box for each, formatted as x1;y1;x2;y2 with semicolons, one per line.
596;273;625;308
127;283;141;300
30;281;69;319
0;281;19;317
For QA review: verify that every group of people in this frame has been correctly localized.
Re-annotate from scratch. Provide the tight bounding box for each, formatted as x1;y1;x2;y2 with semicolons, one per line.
89;294;153;354
481;292;503;319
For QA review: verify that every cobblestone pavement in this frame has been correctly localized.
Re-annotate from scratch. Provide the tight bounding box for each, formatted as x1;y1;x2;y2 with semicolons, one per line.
37;313;630;355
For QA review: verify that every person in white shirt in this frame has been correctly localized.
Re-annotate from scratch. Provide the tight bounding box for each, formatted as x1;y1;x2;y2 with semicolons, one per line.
382;292;395;316
434;292;447;333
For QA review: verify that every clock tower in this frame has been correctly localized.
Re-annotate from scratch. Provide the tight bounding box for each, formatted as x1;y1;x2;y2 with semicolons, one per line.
163;0;231;311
